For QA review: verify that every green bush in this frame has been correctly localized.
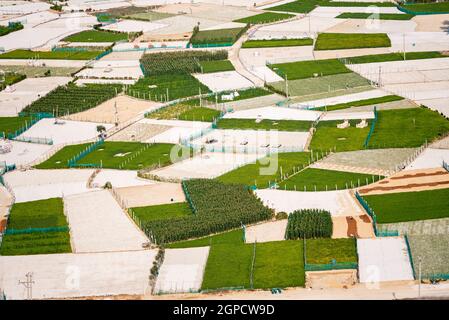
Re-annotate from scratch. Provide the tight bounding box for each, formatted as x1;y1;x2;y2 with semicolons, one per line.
285;209;332;239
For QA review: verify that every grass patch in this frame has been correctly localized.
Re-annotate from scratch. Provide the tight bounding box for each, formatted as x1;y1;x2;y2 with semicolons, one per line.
0;116;32;136
217;152;311;187
305;238;357;264
216;118;313;131
242;38;313;48
310;119;371;152
234;12;294;24
336;12;414;20
400;2;449;14
314;95;404;112
408;234;449;278
368;107;449;148
167;229;243;249
131;202;192;223
364;188;449;224
344;51;446;64
0;21;23;37
102;6;175;21
198;60;235;73
0;49;102;60
0;72;26;90
190;27;247;45
62;30;128;42
279;168;382;191
314;33;391;50
268;0;394;13
0;65;81;77
0;231;71;256
147;104;220;122
270;58;351;80
35;142;179;170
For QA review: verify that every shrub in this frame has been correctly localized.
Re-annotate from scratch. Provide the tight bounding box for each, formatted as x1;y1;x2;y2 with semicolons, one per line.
276;212;288;220
285;209;333;239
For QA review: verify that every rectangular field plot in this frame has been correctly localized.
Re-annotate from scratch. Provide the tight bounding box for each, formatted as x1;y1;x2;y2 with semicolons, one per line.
0;49;102;60
378;218;449;236
406;148;449;171
357;237;414;283
216;118;313;132
131;202;192;223
408;234;449;279
114;183;186;208
63;30;129;42
0;140;52;167
305;238;357;265
0;116;32;137
148;104;220;122
167;229;244;249
269;59;351;81
193;71;254;92
223;106;321;121
314;33;391;50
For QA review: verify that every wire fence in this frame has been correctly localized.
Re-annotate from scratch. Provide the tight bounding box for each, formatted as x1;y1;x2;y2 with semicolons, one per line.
443;160;449;173
67;139;104;167
363;106;377;148
403;234;416;280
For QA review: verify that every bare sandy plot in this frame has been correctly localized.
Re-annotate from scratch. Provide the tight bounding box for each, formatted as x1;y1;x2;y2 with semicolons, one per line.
102;19;167;33
255;189;364;216
108;122;171;142
145;120;211;144
101;51;144;61
0;140;52;167
92;169;155;188
0;77;71;116
240;46;314;68
113;182;185;208
223;106;321;121
431;135;449;149
358;168;449;196
320;110;375;121
314;47;392;60
417;97;449;118
389;32;449;53
245;219;287;243
143;15;227;36
65;95;161;124
3;169;94;203
255;15;343;36
221;94;285;111
332;215;374;239
64;190;148;253
154;247;210;294
193;71;254;92
324;19;416;34
357;237;414;283
413;14;449;32
0;250;156;299
406;148;449;171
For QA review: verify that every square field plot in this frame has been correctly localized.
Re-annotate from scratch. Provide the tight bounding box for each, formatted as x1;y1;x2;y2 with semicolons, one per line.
154;247;210;294
0;140;52;167
193;71;254;92
408;234;449;278
357;237;414;283
101;19;167;33
223;106;321;121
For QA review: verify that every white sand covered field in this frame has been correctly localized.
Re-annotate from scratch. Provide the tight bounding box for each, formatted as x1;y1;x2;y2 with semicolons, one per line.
102;20;167;33
254;16;342;37
0;1;50;14
358;237;415;283
193;71;254;92
247;66;284;83
114;182;186;207
149;152;262;180
92;169;154;188
0;77;71;116
154;247;210;294
64;190;148;253
406;148;449;171
241;46;314;66
3;169;94;203
325;19;416;34
223;106;321;121
0;250;156;299
145;120;212;144
320;110;375;121
0;140;52;167
77;60;143;80
245;219;288;243
389;32;449;53
255;189;364;216
18;118;113;145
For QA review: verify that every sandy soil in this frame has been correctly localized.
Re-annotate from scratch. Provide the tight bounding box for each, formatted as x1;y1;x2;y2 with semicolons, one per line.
305;269;357;289
245;219;287;243
413;14;449;32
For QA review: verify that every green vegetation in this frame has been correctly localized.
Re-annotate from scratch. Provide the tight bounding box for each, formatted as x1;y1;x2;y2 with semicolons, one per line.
279;168;382;191
190;27;248;45
7;198;66;229
368;108;449;148
315;95;404;112
143;179;273;243
364;188;449;224
285;209;333;239
0;116;33;137
216;118;313;131
132;202;192;223
310;119;371;152
0;49;102;60
242;38;313;48
36;142;180;170
0;65;80;77
314;33;391;50
269;58;351;80
0;22;23;37
0;231;71;256
234;12;294;24
140;50;228;75
23;83;122;115
0;72;26;91
198;60;234;73
101;6;174;21
63;30;128;42
195;87;272;104
336;12;415;20
344;51;446;64
400;2;449;13
128;74;210;101
408;234;449;279
217;152;311;187
167;229;243;249
305;238;357;264
268;0;394;14
147;103;220;122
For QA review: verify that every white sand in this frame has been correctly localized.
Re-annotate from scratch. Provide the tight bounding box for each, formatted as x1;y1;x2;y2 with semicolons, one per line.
406;148;449;171
193;71;255;92
223;106;321;121
0;140;52;167
93;169;155;188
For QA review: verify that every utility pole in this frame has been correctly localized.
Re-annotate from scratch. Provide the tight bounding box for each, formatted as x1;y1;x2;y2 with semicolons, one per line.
18;272;34;300
285;74;289;98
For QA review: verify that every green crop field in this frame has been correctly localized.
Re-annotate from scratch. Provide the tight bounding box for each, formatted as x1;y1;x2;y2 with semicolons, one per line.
242;38;313;48
336;12;414;20
63;30;128;42
363;188;449;224
128;74;210;101
314;33;391;50
23;83;122;115
0;116;32;136
0;72;25;91
0;231;71;256
314;95;404;112
147;103;220;122
36;142;181;170
310;119;371;152
215;118;313;132
0;21;23;36
0;65;81;77
131;202;192;223
190;27;247;45
217;152;311;187
305;238;357;264
368;108;449;149
187;87;271;105
0;49;102;60
167;229;244;249
102;6;175;21
234;12;294;24
269;58;351;80
400;2;449;13
278;168;382;191
268;0;394;14
286;209;333;239
344;51;446;64
198;60;235;73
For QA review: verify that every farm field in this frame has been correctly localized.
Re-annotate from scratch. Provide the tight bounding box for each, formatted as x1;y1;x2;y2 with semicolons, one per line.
217;152;311;187
0;72;25;90
315;95;404;112
363;188;449;224
336;13;414;20
188;88;271;104
305;238;357;265
408;234;449;279
101;6;175;21
234;12;294;24
344;51;446;64
148;104;220;122
242;38;313;48
278;168;382;192
268;0;395;14
198;60;234;73
0;116;32;137
167;229;244;249
314;33;391;51
0;65;81;77
190;27;247;45
35;142;180;170
131;202;192;223
0;49;102;60
269;58;351;80
285;209;333;239
62;30;128;42
400;2;449;13
215;118;313;132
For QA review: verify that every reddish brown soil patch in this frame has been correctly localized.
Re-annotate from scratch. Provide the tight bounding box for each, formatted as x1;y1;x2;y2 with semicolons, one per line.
391;171;448;180
359;214;371;223
359;179;449;194
0;218;6;233
346;216;358;237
